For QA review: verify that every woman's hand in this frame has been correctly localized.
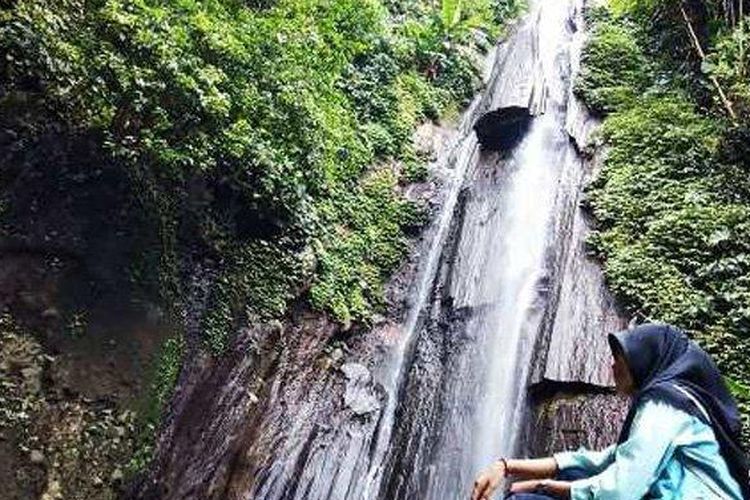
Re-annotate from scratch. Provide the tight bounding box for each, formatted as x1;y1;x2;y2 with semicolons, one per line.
509;479;571;498
471;460;506;500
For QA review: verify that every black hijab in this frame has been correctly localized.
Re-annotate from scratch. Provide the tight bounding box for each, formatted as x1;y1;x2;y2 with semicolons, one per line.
608;323;749;498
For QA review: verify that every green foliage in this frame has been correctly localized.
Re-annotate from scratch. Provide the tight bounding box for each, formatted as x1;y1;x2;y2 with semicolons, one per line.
310;167;426;325
575;9;651;114
704;20;750;118
389;0;524;106
0;0;520;347
607;0;659;17
202;240;305;353
727;377;750;400
441;0;463;29
581;5;750;441
603;0;750;111
402;156;429;183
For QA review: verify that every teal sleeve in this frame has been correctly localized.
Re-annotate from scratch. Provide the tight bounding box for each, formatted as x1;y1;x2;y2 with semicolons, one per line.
568;400;692;500
553;444;616;475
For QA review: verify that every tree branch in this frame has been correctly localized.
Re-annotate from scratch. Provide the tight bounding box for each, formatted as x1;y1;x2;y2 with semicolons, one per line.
680;3;738;121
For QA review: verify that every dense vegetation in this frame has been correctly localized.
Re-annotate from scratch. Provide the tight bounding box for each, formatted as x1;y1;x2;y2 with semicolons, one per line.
0;0;523;491
1;0;518;346
578;0;750;436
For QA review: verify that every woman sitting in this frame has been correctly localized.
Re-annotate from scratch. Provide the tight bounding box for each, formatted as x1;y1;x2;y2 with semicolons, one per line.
470;323;749;499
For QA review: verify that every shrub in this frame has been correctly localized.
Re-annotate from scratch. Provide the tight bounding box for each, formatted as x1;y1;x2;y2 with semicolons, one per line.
575;10;651;114
0;0;518;336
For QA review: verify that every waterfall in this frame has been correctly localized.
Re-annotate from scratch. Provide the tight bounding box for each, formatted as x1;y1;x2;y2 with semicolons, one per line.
466;0;583;474
134;1;628;499
374;1;623;498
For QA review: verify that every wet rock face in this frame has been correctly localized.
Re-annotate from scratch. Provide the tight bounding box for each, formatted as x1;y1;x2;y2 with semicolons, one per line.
473;106;532;150
129;302;394;500
528;154;627;390
341;363;381;416
525;388;629;457
129;318;295;500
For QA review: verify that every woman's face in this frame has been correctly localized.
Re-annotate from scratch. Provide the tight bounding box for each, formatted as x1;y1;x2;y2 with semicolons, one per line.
612;351;635;395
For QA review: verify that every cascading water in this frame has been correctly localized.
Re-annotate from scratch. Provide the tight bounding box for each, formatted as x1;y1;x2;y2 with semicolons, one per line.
467;0;586;474
133;1;628;499
376;2;617;498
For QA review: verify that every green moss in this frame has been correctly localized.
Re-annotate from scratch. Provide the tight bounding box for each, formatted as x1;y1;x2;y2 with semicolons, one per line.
128;334;185;474
310;167;424;326
202;240;305;353
402;156;429;183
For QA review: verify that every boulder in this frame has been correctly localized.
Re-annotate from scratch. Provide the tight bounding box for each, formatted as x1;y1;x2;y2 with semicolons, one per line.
340;362;381;417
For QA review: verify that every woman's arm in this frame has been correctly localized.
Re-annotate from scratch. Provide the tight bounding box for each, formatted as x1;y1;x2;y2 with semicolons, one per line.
567;400;692;499
506;457;559;478
471;457;559;500
471;443;617;499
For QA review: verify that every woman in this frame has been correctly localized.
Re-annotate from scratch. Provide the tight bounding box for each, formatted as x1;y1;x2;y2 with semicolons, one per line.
470;323;750;499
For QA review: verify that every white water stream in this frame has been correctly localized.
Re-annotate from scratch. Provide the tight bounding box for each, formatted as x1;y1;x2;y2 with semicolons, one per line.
372;2;596;497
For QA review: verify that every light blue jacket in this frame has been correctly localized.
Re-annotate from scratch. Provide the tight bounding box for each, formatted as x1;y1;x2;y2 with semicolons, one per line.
554;399;744;499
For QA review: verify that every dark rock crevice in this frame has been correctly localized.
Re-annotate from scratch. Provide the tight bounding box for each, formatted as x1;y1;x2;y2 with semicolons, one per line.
473;106;532;151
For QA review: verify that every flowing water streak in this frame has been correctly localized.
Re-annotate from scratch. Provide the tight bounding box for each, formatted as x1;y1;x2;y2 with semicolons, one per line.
364;1;588;497
370;1;597;498
358;51;499;500
469;0;581;472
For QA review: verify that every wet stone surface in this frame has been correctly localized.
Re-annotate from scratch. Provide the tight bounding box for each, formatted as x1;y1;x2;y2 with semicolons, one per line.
341;363;381;417
526;389;629;457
